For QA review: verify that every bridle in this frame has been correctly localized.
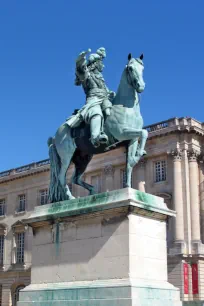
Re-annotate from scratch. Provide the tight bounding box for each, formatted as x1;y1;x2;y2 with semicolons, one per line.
126;63;141;106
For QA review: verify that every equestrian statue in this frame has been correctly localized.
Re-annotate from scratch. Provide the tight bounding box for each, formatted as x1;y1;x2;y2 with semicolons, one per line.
48;48;148;203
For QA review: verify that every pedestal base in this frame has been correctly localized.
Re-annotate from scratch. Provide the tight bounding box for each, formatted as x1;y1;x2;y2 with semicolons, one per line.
19;279;181;306
18;188;181;306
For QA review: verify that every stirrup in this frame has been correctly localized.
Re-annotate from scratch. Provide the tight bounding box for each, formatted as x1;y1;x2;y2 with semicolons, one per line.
90;137;100;148
99;133;108;144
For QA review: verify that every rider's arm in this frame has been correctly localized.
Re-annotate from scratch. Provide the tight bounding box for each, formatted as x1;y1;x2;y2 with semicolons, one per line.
105;84;116;102
75;50;91;84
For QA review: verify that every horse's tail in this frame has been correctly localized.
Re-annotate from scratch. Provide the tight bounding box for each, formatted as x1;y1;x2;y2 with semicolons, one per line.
48;137;63;203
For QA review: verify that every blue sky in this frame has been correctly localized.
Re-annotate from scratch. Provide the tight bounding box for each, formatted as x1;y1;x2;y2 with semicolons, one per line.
0;1;203;171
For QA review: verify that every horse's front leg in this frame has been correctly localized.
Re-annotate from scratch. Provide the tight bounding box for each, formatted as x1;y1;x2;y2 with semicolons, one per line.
139;129;148;156
122;128;148;156
126;138;139;187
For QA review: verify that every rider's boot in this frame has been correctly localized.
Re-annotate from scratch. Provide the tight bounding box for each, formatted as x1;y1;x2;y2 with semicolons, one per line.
90;115;108;148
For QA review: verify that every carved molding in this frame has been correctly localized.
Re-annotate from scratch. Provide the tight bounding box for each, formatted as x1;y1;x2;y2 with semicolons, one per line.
103;164;115;176
12;220;28;233
171;149;182;161
198;153;204;164
0;225;7;236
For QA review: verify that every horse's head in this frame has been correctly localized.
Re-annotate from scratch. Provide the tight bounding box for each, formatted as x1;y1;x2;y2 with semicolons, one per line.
126;53;145;93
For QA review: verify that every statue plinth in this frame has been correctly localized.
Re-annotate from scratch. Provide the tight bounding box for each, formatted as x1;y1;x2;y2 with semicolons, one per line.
18;188;181;305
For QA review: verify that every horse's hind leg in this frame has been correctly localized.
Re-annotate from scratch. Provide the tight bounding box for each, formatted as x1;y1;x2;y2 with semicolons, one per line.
59;154;75;200
59;157;75;200
72;152;95;195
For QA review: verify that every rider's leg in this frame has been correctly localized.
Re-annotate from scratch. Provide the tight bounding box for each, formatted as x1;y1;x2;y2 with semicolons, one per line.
90;115;101;139
102;99;112;117
90;115;108;147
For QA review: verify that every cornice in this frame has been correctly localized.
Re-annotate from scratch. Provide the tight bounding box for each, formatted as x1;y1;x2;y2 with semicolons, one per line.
0;160;50;185
145;117;204;140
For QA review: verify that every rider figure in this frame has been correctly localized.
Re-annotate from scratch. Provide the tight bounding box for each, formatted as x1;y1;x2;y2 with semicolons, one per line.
71;47;115;148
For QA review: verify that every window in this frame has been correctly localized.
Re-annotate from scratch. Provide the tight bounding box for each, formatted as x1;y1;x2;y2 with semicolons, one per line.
13;285;25;306
120;169;127;188
0;236;4;265
18;194;26;212
91;175;101;194
16;233;25;264
0;199;5;216
154;160;167;182
40;189;48;205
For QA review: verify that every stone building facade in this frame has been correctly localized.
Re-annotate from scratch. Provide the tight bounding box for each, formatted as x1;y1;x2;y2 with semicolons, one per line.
0;117;204;305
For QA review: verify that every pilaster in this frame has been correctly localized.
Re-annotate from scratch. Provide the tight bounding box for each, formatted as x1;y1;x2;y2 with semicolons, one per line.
169;149;186;255
0;225;7;271
199;155;204;244
188;150;201;249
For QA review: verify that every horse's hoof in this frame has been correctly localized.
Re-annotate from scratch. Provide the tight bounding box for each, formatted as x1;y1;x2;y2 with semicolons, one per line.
89;189;96;195
69;195;75;200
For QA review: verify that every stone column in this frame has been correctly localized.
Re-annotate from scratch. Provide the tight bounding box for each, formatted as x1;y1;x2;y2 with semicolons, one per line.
188;150;201;242
199;157;204;243
172;149;185;243
136;159;146;192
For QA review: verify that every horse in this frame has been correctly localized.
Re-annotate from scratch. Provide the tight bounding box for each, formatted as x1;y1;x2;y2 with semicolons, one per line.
48;53;148;203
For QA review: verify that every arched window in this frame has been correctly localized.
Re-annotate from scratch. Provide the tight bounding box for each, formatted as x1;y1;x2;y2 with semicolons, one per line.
13;285;25;306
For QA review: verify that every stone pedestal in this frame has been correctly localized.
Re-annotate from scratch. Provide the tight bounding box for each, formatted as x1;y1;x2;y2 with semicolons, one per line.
18;188;181;306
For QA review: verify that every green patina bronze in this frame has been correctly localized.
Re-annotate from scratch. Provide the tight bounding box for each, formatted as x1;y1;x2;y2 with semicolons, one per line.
68;47;114;147
47;48;148;203
25;188;175;225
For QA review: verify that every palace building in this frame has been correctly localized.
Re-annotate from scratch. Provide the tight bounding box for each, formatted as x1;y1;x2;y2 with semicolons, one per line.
0;116;204;305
